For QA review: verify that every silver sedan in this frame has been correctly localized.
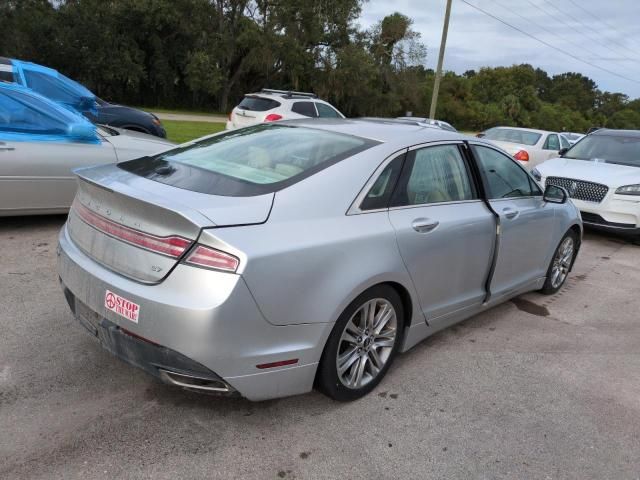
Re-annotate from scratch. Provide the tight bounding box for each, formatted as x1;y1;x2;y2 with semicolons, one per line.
57;119;582;401
0;83;174;216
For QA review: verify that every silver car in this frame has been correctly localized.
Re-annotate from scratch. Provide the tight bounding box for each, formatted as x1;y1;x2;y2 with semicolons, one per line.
57;119;582;401
0;82;174;216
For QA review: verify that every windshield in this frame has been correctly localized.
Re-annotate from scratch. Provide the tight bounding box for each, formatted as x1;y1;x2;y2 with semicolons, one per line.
119;124;377;196
563;133;582;141
483;128;542;146
563;134;640;167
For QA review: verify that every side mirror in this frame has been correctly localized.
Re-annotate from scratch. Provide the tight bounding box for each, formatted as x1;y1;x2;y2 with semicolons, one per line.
558;147;569;156
544;184;568;204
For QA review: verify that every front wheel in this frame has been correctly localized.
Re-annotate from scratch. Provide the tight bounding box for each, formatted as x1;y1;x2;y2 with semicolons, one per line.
316;285;403;401
540;231;578;295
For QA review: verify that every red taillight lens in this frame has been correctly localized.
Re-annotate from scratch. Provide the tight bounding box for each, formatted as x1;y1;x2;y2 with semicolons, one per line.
183;245;239;272
514;150;529;161
74;203;192;258
264;113;283;122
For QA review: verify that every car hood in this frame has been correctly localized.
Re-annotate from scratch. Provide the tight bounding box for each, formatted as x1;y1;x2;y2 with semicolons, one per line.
102;127;175;161
537;157;640;187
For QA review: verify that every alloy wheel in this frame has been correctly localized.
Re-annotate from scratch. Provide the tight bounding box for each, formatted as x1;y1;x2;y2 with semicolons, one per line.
336;298;397;389
550;236;574;289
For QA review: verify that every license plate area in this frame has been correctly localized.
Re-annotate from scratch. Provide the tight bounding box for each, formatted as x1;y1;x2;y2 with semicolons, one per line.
75;300;101;337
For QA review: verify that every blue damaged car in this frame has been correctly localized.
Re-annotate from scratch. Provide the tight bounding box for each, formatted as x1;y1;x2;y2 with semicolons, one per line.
1;57;166;138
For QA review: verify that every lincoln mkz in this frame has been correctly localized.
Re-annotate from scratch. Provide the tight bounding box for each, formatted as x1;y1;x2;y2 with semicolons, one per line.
57;119;582;401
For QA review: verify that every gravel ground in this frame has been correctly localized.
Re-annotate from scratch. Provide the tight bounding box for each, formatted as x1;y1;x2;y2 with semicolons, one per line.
1;216;639;480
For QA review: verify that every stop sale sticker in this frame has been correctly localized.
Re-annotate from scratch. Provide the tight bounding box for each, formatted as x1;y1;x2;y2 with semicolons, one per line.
105;290;140;323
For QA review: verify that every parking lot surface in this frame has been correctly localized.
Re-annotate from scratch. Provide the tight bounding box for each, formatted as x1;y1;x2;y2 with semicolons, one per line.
1;216;639;479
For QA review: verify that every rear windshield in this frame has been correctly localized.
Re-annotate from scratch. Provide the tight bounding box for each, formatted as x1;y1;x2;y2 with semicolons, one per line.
119;124;377;196
237;96;280;112
483;128;542;146
563;134;640;167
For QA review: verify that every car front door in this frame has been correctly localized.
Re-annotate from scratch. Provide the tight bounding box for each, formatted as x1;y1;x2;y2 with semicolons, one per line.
470;143;556;300
543;133;561;160
0;139;116;214
386;142;495;325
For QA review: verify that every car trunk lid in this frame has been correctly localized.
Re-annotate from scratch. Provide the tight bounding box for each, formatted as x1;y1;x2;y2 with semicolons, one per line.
67;164;273;283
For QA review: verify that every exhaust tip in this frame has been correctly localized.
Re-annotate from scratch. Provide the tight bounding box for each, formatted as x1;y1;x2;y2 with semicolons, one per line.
158;369;232;393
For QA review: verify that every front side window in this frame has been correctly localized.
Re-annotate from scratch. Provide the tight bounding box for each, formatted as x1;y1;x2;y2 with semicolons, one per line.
472;145;541;199
544;134;560;150
315;103;340;118
391;145;475;207
291;101;318;117
119;124;377;196
560;135;570;149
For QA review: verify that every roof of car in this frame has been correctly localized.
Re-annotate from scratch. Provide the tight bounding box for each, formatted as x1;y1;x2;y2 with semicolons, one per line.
490;126;551;135
591;128;640;137
278;118;467;144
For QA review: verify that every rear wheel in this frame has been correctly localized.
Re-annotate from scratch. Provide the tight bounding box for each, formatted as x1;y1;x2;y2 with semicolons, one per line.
540;231;577;295
316;285;403;401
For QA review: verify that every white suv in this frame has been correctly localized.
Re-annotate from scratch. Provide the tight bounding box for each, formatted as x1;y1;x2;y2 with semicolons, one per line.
226;89;344;130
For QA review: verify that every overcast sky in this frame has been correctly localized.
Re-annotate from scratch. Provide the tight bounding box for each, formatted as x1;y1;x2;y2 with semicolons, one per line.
360;0;640;98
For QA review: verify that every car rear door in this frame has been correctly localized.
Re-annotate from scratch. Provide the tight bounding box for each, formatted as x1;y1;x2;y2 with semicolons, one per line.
469;143;556;300
386;142;495;325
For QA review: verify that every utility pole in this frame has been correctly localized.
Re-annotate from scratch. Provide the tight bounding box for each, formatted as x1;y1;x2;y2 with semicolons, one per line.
429;0;453;119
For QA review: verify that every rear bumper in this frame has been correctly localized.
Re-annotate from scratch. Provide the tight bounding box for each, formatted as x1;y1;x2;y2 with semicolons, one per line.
57;223;333;400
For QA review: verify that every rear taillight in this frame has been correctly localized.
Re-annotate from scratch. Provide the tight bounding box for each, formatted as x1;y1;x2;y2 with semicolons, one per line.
514;150;529;161
74;203;191;258
264;113;283;122
183;245;239;273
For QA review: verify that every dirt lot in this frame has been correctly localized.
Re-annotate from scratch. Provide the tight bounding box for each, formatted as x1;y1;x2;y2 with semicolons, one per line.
1;216;639;479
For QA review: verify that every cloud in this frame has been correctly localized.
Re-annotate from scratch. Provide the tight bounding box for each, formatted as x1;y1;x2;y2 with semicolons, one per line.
360;0;640;98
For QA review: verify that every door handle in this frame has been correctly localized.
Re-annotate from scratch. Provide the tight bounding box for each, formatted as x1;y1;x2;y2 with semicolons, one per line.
502;207;519;219
411;218;439;233
0;146;15;152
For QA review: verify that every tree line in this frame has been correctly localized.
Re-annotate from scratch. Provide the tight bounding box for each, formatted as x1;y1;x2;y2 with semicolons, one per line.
2;0;640;132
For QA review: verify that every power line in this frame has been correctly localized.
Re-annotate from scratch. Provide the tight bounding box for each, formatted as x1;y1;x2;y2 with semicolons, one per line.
459;0;640;85
526;0;640;63
541;0;640;57
488;0;598;61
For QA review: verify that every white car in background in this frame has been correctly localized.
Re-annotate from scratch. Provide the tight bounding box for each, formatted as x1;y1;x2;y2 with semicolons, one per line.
480;126;570;169
561;132;585;145
226;89;344;130
533;129;640;242
396;117;457;132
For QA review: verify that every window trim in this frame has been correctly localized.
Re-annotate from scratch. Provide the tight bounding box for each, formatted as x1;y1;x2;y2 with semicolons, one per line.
467;141;543;200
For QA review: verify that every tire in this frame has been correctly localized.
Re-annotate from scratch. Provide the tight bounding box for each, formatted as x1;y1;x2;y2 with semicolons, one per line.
316;285;404;401
539;230;578;295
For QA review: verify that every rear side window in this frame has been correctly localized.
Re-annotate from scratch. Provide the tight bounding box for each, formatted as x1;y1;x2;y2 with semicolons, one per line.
237;96;280;112
120;124;378;196
291;102;318;117
316;103;340;118
360;155;404;211
560;135;570;149
544;134;560;150
472;145;541;198
391;145;476;207
23;70;78;105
